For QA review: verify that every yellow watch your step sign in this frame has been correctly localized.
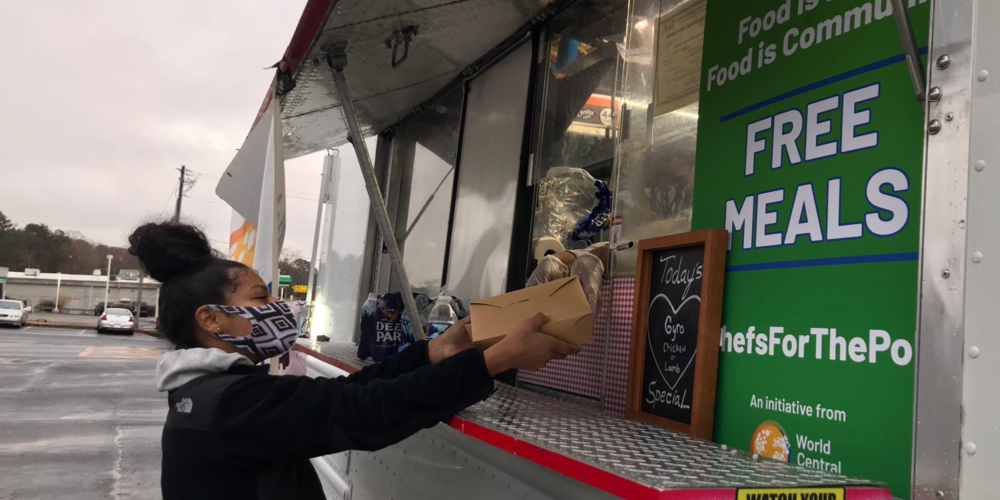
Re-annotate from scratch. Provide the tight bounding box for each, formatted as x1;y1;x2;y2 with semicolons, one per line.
737;488;844;500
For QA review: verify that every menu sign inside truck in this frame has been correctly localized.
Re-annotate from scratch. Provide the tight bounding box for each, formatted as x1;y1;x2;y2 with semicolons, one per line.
689;0;928;497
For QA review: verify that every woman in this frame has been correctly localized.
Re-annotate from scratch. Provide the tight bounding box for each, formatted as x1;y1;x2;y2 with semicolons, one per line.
129;221;580;500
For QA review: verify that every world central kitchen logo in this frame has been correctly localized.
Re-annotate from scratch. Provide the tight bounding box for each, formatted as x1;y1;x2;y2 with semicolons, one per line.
750;421;842;474
751;421;791;461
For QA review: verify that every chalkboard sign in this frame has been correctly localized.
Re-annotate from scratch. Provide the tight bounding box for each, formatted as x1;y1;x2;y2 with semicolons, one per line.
626;229;727;439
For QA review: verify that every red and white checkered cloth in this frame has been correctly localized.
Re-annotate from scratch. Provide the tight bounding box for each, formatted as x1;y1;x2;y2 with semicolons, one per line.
603;278;635;415
518;279;637;414
518;281;611;398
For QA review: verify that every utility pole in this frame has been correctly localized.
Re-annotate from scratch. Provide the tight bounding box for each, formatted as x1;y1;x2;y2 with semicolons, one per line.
136;272;144;318
174;165;186;222
54;273;62;313
103;255;112;313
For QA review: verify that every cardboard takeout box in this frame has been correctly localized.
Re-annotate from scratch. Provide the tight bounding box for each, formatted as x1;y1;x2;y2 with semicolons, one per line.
466;276;594;348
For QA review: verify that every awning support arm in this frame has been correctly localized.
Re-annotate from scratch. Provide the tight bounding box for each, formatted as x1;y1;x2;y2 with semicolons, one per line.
890;0;927;101
306;151;337;303
324;42;426;340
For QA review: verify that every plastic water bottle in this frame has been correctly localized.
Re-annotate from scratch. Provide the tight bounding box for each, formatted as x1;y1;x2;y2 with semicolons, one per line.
426;292;457;340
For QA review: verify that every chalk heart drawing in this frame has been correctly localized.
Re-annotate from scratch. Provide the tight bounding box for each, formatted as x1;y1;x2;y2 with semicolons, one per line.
647;293;700;390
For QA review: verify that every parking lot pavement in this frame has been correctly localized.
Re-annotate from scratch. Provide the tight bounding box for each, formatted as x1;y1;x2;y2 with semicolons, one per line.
27;311;156;330
0;326;170;499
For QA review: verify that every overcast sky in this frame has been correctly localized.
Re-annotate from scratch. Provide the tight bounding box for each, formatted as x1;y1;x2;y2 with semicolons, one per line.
0;1;341;257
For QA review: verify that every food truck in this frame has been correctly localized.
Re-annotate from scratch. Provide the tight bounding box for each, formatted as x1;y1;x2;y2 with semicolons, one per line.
224;0;997;497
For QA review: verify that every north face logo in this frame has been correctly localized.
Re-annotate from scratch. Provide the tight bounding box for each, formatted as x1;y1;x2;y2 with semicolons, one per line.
175;398;193;414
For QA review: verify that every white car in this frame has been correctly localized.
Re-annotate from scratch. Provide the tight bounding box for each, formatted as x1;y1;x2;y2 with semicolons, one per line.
0;300;28;328
98;308;135;335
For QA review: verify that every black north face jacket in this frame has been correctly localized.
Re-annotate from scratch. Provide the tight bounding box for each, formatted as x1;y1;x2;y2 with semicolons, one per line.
157;342;493;500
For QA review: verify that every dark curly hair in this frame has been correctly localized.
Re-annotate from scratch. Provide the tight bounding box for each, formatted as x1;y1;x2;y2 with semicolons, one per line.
128;221;247;348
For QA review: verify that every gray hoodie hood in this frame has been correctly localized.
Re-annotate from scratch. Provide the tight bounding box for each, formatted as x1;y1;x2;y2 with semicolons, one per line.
156;347;255;392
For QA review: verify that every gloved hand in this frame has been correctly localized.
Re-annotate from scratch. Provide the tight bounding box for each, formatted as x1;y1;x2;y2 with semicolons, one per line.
526;246;607;313
526;255;569;288
569;250;605;312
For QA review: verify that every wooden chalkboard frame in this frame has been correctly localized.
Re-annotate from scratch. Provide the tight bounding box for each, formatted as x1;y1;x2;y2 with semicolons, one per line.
626;229;727;440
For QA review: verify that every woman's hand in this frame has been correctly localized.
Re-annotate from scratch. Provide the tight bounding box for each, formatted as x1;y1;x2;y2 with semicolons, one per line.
483;312;581;376
427;315;474;365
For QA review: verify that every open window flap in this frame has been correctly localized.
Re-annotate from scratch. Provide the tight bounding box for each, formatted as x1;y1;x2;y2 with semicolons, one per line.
216;96;279;224
237;0;553;160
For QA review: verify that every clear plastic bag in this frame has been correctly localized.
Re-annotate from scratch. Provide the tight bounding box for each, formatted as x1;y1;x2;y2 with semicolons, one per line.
533;167;601;249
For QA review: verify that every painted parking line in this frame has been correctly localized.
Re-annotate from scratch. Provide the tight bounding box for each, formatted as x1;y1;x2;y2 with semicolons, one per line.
33;331;100;338
79;346;164;360
13;327;99;338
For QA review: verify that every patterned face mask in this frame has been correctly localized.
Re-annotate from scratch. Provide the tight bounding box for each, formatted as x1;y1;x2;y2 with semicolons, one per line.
207;302;303;358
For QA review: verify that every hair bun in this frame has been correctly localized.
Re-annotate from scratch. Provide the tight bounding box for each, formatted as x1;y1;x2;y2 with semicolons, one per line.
128;222;216;283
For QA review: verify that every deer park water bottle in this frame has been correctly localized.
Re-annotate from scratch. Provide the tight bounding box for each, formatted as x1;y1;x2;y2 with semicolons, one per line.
359;292;378;338
426;292;457;340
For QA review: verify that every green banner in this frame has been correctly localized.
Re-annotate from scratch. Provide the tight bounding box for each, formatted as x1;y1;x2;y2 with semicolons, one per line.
691;0;928;497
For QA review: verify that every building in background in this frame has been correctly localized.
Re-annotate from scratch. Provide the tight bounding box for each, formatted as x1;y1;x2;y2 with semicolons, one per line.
3;270;160;312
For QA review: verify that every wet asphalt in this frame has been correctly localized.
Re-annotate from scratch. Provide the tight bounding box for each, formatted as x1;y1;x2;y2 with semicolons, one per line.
0;326;170;499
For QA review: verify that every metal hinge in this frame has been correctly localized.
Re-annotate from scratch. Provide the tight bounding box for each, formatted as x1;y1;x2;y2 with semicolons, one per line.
385;25;420;69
